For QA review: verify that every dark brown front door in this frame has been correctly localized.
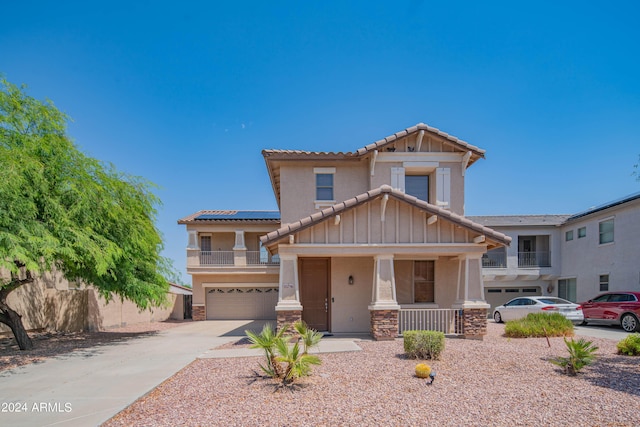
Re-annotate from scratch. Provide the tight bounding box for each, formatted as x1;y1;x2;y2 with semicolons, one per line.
299;258;330;331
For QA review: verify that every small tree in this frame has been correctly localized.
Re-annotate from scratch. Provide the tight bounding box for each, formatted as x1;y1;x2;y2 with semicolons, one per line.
0;78;172;350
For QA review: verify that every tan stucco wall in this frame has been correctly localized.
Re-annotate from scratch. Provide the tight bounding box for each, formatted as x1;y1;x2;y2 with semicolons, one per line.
330;257;373;333
1;281;178;334
279;161;368;223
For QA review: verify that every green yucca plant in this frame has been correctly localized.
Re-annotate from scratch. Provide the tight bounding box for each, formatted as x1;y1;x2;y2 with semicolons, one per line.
245;323;286;378
246;320;323;385
551;337;599;376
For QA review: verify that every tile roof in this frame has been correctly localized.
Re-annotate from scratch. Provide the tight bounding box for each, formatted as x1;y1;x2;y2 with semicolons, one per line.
262;123;486;161
178;210;281;224
260;185;511;247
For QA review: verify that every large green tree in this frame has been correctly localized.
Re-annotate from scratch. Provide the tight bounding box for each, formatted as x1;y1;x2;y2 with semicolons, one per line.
0;78;171;350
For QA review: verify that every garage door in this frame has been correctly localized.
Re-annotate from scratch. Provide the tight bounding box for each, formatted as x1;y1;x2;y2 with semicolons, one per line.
206;287;278;320
485;287;541;314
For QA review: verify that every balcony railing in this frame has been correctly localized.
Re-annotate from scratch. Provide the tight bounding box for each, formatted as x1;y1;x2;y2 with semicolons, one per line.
482;252;507;268
398;309;464;335
199;251;234;265
246;251;281;265
518;251;551;268
197;251;280;266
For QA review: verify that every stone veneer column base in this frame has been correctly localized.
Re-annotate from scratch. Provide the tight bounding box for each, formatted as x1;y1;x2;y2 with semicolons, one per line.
192;305;205;321
277;310;302;335
463;308;488;340
370;310;399;341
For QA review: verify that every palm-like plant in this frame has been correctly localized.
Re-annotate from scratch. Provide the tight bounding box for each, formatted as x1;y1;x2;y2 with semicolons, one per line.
245;323;286;378
551;337;599;376
274;338;322;385
294;320;323;354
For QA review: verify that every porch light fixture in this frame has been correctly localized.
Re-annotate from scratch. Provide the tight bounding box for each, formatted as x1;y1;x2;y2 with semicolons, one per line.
348;275;354;285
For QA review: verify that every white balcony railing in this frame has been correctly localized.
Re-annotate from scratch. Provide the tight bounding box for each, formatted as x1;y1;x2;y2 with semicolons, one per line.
398;308;464;335
482;252;507;268
517;251;551;268
246;251;281;265
199;251;234;265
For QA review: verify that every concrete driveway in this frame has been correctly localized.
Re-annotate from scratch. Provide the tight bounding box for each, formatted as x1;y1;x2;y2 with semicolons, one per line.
0;320;267;427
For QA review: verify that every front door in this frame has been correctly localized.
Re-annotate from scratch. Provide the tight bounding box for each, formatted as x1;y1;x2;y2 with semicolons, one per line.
299;258;330;331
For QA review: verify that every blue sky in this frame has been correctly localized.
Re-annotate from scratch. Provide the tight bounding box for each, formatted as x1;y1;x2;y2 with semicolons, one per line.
2;1;639;283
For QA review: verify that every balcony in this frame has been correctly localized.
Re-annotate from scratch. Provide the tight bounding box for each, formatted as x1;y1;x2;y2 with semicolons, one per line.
196;250;280;266
518;251;551;268
481;252;507;268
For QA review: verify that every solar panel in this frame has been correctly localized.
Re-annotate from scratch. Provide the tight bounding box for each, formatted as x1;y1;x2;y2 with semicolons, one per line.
195;211;280;221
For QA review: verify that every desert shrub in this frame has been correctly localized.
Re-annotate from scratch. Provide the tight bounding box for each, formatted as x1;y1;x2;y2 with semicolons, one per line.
403;330;445;360
550;337;598;376
616;333;640;356
504;313;574;338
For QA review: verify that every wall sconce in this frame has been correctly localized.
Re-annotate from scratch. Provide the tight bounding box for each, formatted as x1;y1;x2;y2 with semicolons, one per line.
348;275;354;285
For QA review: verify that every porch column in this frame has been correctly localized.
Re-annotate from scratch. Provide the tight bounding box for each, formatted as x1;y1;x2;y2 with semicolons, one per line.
453;254;489;340
368;254;400;340
233;230;247;266
275;254;302;332
186;230;199;267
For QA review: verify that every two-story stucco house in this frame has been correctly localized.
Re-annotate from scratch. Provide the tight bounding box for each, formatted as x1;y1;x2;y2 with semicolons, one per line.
469;191;640;314
179;123;511;340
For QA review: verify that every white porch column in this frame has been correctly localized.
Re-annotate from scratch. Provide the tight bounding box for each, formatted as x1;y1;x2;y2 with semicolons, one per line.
368;254;400;310
187;230;199;249
454;254;489;308
276;254;302;311
233;230;247;266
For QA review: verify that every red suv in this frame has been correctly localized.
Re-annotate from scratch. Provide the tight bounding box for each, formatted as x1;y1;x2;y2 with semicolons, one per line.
580;291;640;332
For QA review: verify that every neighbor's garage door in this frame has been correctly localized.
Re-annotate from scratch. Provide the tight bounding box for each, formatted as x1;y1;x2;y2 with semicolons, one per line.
485;287;541;314
206;287;278;320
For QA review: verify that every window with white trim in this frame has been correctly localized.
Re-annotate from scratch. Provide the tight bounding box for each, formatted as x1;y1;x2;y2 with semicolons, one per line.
599;219;614;244
599;274;609;292
314;167;336;204
405;175;429;202
578;227;586;238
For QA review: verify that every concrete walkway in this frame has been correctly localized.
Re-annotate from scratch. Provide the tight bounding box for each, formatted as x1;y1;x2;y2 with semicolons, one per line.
0;321;362;427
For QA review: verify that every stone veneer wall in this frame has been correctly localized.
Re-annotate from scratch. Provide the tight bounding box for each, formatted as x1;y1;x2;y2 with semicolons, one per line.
192;305;205;321
370;310;398;340
463;308;488;340
277;310;302;334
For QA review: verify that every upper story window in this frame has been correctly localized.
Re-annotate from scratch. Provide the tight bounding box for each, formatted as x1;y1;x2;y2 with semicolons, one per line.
578;227;586;238
405;175;429;202
565;230;573;241
314;167;335;202
200;235;212;252
599;218;614;244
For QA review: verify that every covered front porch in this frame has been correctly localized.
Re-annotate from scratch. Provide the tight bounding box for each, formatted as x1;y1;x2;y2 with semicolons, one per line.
273;250;491;340
260;186;511;340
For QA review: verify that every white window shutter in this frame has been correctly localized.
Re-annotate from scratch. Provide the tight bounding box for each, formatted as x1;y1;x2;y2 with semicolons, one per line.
391;167;405;191
436;167;450;208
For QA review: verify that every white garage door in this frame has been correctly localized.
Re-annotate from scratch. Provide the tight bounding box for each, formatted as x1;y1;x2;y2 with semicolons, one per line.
206;287;278;320
485;287;541;313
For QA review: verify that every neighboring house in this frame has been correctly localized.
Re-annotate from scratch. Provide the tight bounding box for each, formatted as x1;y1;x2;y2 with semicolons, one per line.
470;191;640;312
179;123;512;340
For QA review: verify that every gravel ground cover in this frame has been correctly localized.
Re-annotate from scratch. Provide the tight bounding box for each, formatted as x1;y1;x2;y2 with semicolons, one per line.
0;320;186;372
105;323;640;427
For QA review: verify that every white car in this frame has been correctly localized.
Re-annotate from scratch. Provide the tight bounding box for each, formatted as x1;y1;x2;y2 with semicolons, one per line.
493;296;584;324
